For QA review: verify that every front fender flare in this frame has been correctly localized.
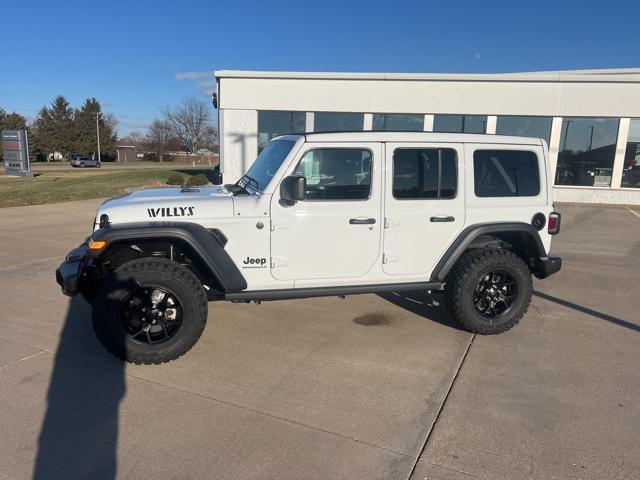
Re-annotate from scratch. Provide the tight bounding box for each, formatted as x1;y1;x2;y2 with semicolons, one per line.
89;222;247;293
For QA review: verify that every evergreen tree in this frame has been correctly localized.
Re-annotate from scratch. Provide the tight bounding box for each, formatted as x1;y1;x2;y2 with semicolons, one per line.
73;98;117;157
31;96;74;159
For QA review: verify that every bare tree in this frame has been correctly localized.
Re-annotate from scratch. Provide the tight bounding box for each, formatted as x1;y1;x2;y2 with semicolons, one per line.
163;97;213;154
103;113;119;138
146;119;173;162
122;131;145;150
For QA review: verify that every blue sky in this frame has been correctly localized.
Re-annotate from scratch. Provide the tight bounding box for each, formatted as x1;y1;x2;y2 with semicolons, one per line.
1;0;638;136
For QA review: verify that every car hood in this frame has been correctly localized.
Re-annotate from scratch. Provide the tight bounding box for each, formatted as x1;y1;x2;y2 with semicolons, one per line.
95;185;234;228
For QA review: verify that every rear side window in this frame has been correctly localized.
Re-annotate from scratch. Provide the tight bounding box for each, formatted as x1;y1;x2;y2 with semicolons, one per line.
473;150;540;197
392;148;457;199
293;148;372;200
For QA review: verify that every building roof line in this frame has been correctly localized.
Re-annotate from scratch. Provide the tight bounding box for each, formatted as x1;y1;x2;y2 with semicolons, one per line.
215;68;640;83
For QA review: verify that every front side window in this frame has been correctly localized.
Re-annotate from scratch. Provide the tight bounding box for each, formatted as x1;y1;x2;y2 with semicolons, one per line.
621;118;640;188
433;115;487;134
474;150;540;197
393;148;457;199
293;148;371;200
244;140;296;190
555;117;619;187
314;113;364;132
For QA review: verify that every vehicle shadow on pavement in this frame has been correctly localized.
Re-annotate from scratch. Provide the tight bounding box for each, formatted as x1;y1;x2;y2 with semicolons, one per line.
33;296;125;480
377;290;462;330
533;290;640;332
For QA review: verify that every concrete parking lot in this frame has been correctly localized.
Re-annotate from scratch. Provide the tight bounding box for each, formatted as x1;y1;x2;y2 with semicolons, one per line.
0;200;639;480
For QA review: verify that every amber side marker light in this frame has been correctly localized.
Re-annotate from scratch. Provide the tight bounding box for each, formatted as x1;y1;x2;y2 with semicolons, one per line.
88;240;107;250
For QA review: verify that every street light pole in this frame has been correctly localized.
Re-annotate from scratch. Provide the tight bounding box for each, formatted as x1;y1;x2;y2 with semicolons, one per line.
96;112;101;163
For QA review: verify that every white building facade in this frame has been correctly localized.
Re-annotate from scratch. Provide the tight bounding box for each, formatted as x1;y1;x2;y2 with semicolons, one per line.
215;69;640;204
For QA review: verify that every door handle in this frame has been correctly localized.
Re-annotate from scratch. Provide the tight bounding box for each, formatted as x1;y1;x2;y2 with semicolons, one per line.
430;216;455;223
349;218;376;225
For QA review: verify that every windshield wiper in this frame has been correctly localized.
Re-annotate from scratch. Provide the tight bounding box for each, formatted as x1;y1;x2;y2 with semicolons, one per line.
228;174;260;195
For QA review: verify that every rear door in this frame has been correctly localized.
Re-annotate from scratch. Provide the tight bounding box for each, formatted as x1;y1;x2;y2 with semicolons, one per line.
382;142;465;276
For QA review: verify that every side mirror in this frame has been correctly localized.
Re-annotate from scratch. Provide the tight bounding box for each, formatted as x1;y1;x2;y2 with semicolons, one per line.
280;175;306;203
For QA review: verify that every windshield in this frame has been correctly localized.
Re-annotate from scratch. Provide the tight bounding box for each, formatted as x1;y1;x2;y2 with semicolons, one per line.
244;140;296;190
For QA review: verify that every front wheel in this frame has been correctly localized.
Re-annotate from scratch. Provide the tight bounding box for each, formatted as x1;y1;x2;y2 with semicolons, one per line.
445;248;532;334
92;258;208;364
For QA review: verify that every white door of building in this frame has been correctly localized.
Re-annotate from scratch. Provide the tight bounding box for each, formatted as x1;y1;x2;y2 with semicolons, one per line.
270;143;382;282
382;142;465;277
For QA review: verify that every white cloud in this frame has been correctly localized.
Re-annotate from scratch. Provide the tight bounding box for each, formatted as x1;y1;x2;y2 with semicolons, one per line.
175;71;213;81
196;79;216;96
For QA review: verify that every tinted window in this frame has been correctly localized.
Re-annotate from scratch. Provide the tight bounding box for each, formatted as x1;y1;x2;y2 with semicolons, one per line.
314;113;364;132
474;150;540;197
621;118;640;188
496;116;552;144
258;111;305;152
434;115;487;134
555;117;619;187
373;114;424;131
393;148;457;199
293;148;371;200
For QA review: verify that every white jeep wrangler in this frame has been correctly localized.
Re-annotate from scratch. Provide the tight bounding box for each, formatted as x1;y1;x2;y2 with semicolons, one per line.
56;132;562;364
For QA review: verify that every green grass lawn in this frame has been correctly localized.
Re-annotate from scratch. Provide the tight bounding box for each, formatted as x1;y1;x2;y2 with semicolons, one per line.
0;169;209;208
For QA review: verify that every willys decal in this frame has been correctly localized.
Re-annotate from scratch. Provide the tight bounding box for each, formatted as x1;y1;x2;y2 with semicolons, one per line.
147;206;195;218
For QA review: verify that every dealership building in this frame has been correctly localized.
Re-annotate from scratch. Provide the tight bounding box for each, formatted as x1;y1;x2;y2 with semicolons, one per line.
215;68;640;204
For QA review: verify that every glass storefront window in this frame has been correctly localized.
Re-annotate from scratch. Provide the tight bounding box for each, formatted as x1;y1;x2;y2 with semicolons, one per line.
621;119;640;188
555;117;619;187
314;112;364;132
373;114;424;131
433;115;487;134
258;111;306;152
496;116;552;144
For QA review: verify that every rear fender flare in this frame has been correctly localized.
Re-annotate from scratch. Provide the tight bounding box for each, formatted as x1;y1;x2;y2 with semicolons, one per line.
431;222;546;282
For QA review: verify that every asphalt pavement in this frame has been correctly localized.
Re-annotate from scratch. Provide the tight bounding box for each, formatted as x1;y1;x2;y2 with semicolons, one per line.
0;200;638;479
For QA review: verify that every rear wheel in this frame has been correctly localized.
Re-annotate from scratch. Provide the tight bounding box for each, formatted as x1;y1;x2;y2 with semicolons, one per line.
446;248;532;334
92;257;208;364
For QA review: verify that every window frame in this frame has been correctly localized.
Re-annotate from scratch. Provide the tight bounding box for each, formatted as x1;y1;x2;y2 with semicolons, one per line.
391;147;459;200
290;146;374;202
472;148;542;198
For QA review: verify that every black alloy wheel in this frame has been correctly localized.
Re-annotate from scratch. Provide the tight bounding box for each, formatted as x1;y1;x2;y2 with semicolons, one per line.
119;287;183;344
472;270;517;319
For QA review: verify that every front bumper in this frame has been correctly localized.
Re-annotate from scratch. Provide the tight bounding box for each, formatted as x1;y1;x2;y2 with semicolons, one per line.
55;244;88;296
533;255;562;279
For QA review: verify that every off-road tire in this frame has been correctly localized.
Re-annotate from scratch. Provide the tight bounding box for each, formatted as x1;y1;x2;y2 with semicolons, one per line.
92;257;208;364
445;248;532;334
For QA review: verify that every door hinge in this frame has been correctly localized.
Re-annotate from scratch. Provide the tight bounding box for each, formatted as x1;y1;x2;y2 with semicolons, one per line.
270;220;288;231
382;253;399;264
271;256;289;268
384;217;399;229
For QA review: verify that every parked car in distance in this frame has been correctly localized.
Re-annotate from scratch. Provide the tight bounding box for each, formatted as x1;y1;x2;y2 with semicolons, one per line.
70;156;101;168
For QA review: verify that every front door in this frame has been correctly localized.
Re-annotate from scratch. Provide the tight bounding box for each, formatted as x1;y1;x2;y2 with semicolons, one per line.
270;143;382;282
382;142;465;277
